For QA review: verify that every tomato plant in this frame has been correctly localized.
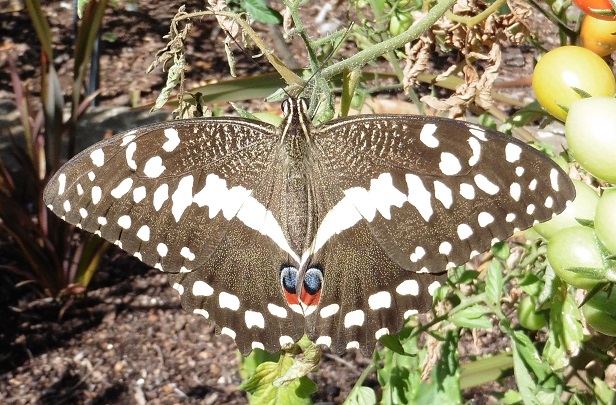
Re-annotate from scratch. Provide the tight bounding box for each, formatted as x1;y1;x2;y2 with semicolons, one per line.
532;46;616;121
580;15;616;56
533;180;599;239
573;0;616;21
582;289;616;336
594;189;616;253
517;296;549;330
547;226;605;290
566;97;616;183
389;11;413;36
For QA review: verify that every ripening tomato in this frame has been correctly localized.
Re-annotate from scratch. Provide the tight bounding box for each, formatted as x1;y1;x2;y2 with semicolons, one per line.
573;0;616;21
517;296;549;330
580;15;616;56
532;46;616;121
566;97;616;183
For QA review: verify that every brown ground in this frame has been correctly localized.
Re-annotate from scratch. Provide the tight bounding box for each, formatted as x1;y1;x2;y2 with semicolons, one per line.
0;0;548;403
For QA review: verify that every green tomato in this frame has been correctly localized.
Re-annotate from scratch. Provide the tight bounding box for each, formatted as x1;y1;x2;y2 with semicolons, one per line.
534;180;599;239
517;296;549;330
547;226;604;289
582;290;616;336
595;189;616;253
532;46;616;122
566;97;616;183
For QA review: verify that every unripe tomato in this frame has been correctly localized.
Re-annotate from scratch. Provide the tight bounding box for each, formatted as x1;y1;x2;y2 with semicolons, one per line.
389;12;413;36
532;46;616;121
594;189;616;253
547;226;604;290
517;296;549;330
580;15;616;56
566;97;616;183
573;0;616;21
533;180;599;239
582;290;616;336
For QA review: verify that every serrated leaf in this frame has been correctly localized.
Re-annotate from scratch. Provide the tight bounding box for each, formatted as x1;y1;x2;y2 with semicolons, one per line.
452;305;493;329
240;355;316;405
241;0;283;24
544;290;583;371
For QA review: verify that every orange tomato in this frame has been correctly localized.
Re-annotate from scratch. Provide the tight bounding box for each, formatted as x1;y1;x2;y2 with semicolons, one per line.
581;15;616;56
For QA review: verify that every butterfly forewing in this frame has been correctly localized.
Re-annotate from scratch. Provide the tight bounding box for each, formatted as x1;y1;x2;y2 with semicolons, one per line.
44;98;575;355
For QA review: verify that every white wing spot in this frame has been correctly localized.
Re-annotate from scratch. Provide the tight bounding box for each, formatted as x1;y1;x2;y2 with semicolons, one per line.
111;178;133;199
251;342;265;350
506;213;516;222
219;291;240;310
474;174;500;195
90;149;105;167
134;252;142;260
344;310;365;328
439;241;452;255
136;225;150;241
527;204;536;215
368;291;391;310
419;267;429;273
457;223;473;240
428;281;441;296
125;142;137;170
163;128;181;152
505;143;522;163
396;280;419;296
545;196;554;208
375;328;390;339
193;309;209;318
88;171;95;181
279;336;294;348
58;173;66;195
320;303;340;318
460;183;475;200
97;217;107;225
439;152;462;175
76;184;83;195
171;175;194;222
267;303;288;318
468;137;481;166
221;327;236;340
529;179;538;191
157;243;168;257
117;215;131;229
419;123;439;148
193;280;214;296
346;341;360;350
79;208;88;218
172;283;184;295
63;200;71;212
550;169;560;191
406;174;433;221
470;250;480;260
153;184;169;211
478;212;494;227
469;126;488;141
515;166;525;177
410;246;425;263
404;309;419;318
121;132;136;146
133;186;146;203
434;181;453;208
315;336;332;347
143;156;165;178
180;247;195;261
245;310;265;329
510;183;521;202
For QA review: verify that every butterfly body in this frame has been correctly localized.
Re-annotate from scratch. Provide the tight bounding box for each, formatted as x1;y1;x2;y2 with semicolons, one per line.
44;98;574;354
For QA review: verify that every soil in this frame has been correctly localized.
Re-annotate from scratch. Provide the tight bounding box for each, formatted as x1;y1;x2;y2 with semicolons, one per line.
0;0;555;403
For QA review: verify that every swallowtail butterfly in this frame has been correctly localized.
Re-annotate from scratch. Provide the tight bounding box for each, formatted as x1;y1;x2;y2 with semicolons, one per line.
44;98;575;355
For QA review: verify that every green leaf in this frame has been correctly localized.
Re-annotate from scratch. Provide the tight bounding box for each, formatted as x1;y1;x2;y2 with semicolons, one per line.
491;241;510;261
544;287;583;371
240;355;316;405
345;386;377;405
378;332;422;404
241;0;283;24
451;305;493;329
485;259;504;306
416;331;461;405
